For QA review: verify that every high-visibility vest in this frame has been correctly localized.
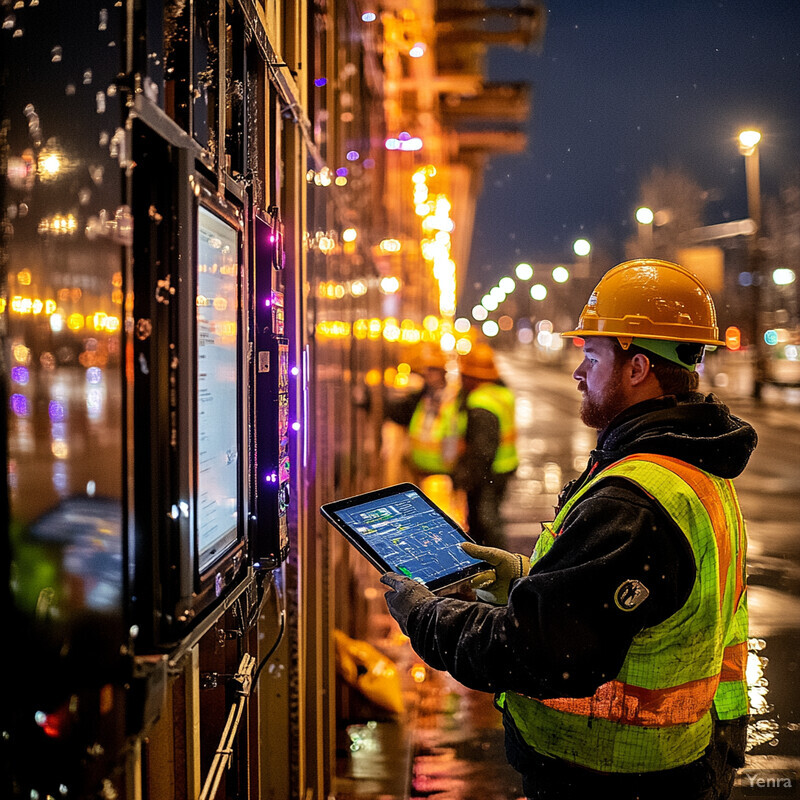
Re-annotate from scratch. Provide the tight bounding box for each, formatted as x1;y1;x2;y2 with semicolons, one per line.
465;383;518;474
408;390;464;474
500;453;749;773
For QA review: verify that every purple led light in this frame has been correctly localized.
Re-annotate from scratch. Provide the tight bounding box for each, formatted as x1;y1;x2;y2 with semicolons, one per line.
10;393;29;417
11;366;29;384
48;400;66;422
346;150;359;161
314;78;327;87
385;134;423;152
336;167;348;177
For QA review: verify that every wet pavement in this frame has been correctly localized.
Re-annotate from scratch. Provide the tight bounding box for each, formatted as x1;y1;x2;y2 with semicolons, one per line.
335;600;524;800
335;348;800;800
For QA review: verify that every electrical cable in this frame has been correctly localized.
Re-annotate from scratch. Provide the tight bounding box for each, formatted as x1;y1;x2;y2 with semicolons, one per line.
251;575;285;686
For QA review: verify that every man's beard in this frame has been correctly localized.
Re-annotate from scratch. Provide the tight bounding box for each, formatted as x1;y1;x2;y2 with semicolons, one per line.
578;366;629;430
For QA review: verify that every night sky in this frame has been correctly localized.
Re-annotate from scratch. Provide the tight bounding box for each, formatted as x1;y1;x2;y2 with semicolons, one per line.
466;0;800;299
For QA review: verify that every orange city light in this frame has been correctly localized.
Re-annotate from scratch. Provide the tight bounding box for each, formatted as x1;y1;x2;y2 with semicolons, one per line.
725;326;741;351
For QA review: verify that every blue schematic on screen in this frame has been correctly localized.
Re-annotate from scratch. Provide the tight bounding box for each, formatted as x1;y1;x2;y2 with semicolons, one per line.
337;490;482;584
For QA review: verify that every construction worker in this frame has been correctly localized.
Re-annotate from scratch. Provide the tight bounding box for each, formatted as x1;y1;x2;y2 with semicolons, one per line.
452;342;518;549
381;259;756;799
405;345;463;480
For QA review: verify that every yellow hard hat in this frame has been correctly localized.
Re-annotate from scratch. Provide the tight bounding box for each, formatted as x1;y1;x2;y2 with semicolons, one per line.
460;342;499;381
562;259;724;348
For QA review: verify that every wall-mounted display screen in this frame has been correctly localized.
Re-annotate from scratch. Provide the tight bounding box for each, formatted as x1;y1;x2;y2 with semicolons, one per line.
196;205;240;572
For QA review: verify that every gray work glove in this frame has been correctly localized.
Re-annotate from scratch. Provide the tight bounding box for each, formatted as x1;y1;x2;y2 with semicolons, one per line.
461;542;530;605
380;572;435;635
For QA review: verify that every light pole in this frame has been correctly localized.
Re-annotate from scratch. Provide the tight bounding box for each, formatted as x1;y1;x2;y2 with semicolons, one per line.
738;129;765;400
635;207;654;255
738;130;762;230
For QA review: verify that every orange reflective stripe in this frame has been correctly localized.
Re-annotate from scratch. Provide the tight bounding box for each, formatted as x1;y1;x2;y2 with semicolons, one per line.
721;641;747;683
615;454;732;609
409;438;441;453
542;673;721;727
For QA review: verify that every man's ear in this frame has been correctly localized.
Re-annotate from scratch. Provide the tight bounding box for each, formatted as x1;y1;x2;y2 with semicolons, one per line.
628;352;653;386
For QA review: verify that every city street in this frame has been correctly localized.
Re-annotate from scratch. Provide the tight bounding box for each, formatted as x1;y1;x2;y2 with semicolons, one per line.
498;345;800;795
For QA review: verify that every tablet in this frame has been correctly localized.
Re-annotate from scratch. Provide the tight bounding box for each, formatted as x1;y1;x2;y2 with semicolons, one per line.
320;483;490;592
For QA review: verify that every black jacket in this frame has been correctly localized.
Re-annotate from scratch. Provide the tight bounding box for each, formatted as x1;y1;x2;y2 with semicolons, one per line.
402;392;757;700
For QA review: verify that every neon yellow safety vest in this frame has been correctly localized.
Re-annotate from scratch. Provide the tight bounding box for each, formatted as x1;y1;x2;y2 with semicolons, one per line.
408;391;464;475
465;383;518;474
501;453;749;773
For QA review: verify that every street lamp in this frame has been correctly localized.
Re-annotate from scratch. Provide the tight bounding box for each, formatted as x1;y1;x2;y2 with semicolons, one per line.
572;238;591;257
738;128;765;399
635;206;654;254
738;130;762;229
515;262;533;281
572;238;592;279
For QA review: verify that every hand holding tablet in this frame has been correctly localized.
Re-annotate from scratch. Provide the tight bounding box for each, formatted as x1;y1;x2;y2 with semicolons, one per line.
320;483;491;592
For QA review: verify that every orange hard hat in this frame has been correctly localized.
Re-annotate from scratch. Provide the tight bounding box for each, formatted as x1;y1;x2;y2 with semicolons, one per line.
561;259;724;348
417;343;446;371
460;342;499;381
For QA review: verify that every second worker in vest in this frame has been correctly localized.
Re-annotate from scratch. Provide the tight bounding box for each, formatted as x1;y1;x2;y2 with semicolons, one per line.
404;345;463;482
380;259;757;799
452;342;519;550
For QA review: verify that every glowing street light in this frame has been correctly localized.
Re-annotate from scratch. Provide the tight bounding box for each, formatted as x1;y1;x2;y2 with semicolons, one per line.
552;266;570;284
499;276;516;293
489;286;506;304
482;320;499;337
573;239;591;257
773;268;796;286
738;129;762;156
515;262;533;281
530;284;547;301
635;206;654;253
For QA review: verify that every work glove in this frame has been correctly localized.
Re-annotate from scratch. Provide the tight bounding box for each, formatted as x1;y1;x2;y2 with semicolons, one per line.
461;542;530;605
380;572;435;635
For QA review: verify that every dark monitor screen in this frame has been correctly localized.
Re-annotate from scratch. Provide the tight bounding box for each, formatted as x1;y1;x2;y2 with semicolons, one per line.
196;205;240;572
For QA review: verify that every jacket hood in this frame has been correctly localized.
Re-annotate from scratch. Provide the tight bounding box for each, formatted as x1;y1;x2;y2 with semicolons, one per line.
595;392;757;479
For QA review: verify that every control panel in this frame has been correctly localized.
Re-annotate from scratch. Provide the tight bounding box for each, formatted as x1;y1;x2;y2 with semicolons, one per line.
251;210;290;567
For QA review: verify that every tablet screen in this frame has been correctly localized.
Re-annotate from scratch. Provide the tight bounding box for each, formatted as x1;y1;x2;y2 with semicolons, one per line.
321;483;489;591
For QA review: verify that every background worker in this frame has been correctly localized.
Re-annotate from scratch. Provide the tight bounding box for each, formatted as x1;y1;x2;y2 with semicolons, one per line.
405;345;462;482
379;344;466;520
452;342;518;549
380;259;756;799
